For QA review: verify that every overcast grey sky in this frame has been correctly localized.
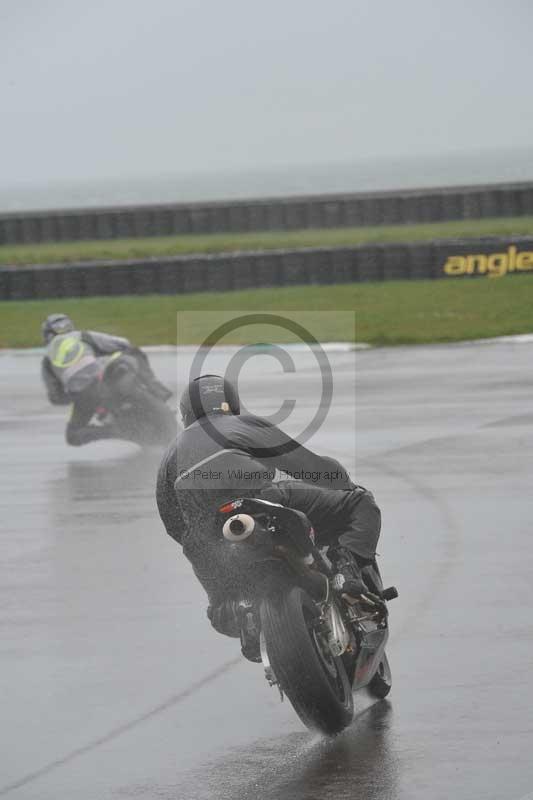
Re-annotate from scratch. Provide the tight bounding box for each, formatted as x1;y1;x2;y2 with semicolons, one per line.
2;0;533;193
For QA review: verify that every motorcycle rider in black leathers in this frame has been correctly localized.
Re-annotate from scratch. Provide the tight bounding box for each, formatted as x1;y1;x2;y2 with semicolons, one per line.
156;374;383;645
41;313;171;446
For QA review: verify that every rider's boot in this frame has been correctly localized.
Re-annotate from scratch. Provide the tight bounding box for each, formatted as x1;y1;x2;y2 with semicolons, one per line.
66;423;121;446
328;546;368;603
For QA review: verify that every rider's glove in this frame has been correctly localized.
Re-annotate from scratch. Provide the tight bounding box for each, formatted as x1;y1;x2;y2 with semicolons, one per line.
206;600;241;638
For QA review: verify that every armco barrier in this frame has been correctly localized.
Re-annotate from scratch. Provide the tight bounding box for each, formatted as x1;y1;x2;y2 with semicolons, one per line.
1;236;533;301
2;181;533;246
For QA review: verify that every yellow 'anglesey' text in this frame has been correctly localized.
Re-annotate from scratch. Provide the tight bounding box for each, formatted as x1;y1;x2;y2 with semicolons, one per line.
443;245;533;278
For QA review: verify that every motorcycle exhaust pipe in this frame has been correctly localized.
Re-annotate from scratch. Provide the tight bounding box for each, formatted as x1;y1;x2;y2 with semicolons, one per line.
222;514;256;543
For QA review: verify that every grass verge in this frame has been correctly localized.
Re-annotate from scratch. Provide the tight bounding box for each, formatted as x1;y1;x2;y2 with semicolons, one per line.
1;278;532;349
1;216;533;266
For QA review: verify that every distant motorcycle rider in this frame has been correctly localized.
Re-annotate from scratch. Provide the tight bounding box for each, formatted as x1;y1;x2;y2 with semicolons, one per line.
156;374;383;642
41;313;172;446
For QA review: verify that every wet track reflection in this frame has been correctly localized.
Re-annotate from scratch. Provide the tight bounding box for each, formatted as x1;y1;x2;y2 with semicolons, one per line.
2;345;533;800
174;702;397;800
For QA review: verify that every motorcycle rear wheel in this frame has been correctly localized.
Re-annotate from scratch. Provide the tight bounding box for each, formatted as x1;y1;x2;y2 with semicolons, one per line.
115;388;176;446
260;587;353;736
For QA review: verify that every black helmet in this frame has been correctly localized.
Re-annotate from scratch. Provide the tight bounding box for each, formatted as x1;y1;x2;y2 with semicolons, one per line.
179;374;240;428
41;313;75;344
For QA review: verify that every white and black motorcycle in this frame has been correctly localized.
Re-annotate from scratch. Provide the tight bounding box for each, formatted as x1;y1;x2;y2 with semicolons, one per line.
218;496;398;736
95;352;176;447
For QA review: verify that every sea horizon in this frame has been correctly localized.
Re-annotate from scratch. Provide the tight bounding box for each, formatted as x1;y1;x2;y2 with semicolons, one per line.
2;146;533;214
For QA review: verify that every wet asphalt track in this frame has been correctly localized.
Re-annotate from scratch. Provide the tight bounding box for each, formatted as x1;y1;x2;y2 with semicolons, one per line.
1;342;533;800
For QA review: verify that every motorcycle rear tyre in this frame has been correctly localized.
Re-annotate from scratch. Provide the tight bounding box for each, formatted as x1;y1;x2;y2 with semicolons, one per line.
260;587;353;736
116;388;176;446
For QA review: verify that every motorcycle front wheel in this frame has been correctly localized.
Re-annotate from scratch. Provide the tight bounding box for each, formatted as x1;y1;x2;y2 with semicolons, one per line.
260;586;353;736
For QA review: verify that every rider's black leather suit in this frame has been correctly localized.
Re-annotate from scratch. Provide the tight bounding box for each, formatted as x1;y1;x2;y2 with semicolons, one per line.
156;412;381;607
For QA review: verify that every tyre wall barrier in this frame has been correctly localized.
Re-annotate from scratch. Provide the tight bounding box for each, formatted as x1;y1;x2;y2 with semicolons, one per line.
1;236;532;301
1;182;533;246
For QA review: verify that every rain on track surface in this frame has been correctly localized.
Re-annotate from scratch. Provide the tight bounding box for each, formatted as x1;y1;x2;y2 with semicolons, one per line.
1;342;532;800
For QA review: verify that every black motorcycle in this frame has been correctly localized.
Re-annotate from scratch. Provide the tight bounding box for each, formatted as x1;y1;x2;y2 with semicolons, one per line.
94;353;177;446
219;496;398;736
